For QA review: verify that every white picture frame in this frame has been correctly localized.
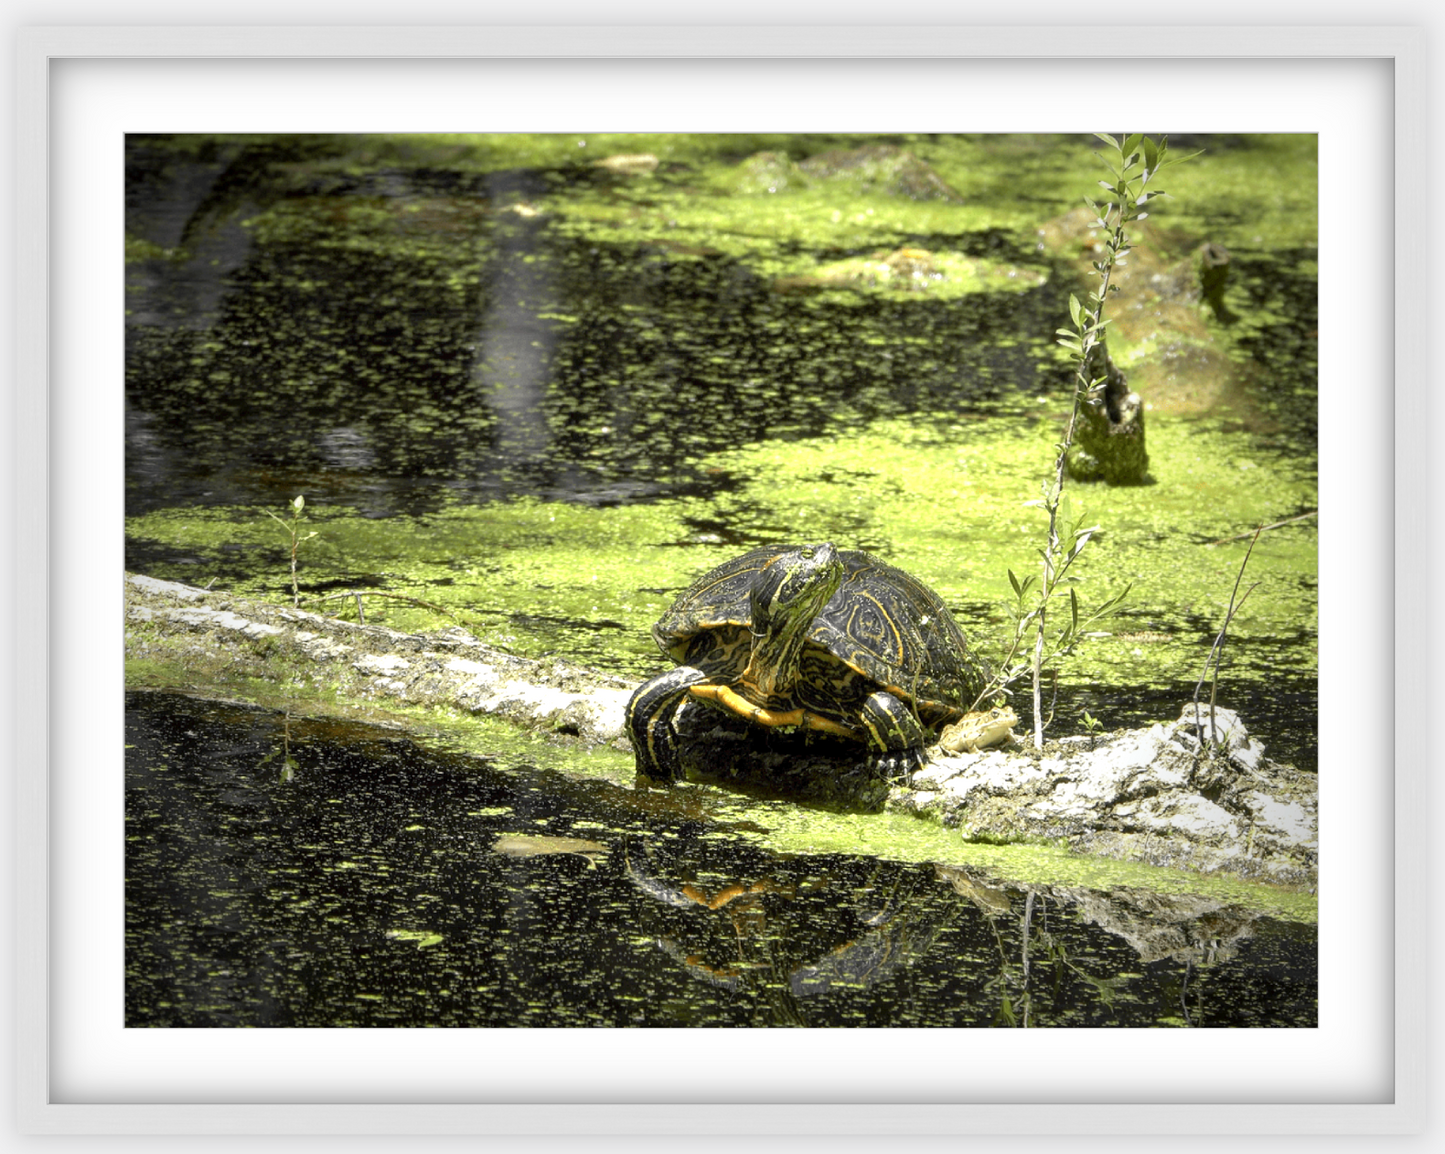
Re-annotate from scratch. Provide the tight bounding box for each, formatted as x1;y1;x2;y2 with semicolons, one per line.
10;23;1427;1138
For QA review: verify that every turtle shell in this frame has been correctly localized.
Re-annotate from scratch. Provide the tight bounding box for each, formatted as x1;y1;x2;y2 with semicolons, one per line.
653;546;987;726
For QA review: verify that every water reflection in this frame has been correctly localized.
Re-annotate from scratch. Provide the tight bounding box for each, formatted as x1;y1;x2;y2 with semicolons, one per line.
126;691;1315;1028
470;171;561;475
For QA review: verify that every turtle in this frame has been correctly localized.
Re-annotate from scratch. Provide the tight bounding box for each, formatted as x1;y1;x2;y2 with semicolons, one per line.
626;542;990;783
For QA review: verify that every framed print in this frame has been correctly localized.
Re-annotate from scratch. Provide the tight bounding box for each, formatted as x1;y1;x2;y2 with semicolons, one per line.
12;23;1427;1137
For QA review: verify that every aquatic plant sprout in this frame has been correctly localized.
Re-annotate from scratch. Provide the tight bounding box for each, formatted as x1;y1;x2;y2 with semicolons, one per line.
263;494;317;608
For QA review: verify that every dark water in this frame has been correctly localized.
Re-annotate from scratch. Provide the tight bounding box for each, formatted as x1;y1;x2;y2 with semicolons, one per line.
127;692;1316;1028
124;137;1317;521
121;138;1138;517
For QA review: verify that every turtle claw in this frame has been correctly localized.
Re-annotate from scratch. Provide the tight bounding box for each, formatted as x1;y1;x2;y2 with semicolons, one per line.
872;746;926;781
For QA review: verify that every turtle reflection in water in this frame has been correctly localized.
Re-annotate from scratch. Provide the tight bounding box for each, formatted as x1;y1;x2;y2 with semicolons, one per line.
627;543;991;783
625;849;957;1008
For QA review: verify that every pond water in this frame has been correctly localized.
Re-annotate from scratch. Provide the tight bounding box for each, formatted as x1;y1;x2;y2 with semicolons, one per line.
124;133;1318;1027
127;691;1315;1028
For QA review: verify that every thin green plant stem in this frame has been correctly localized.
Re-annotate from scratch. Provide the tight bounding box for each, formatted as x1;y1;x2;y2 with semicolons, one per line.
1191;525;1262;742
263;494;318;609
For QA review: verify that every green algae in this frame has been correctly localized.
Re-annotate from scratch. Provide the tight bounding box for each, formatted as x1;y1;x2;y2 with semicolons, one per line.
125;234;180;263
1145;134;1319;249
125;402;1315;699
685;412;1317;688
507;131;1311;291
127;687;1314;1028
125;632;622;780
124;402;1318;921
124;668;1314;925
385;929;445;949
127;133;1316;524
242;194;492;270
776;247;1048;299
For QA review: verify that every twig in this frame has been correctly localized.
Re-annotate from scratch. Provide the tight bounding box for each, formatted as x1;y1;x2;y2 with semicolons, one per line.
1191;525;1262;739
305;590;458;621
1205;510;1315;547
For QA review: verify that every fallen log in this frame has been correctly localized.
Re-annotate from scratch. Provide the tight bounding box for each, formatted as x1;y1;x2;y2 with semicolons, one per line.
124;572;633;745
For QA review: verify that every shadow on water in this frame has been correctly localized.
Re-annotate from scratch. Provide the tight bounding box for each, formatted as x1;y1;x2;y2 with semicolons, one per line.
127;692;1316;1028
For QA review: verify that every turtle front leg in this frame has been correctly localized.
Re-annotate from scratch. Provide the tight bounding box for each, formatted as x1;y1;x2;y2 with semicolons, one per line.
859;690;929;776
627;666;710;784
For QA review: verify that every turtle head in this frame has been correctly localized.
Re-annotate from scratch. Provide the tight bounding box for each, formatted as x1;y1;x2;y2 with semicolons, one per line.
744;543;843;698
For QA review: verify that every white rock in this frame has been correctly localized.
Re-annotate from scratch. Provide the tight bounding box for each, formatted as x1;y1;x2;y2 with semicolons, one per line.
354;654;412;675
127;573;206;600
1245;791;1317;844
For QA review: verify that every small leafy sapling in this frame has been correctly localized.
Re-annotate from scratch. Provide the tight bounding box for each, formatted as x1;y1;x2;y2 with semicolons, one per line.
264;494;318;609
979;135;1193;747
976;487;1131;746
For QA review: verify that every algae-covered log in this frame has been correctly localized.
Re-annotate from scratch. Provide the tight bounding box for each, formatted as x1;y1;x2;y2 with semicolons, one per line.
125;573;635;747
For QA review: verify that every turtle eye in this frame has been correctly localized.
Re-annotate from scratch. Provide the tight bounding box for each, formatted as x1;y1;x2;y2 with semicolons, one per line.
800;547;815;559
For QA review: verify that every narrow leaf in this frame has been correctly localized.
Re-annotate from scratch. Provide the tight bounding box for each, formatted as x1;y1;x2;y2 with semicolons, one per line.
1165;149;1204;167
